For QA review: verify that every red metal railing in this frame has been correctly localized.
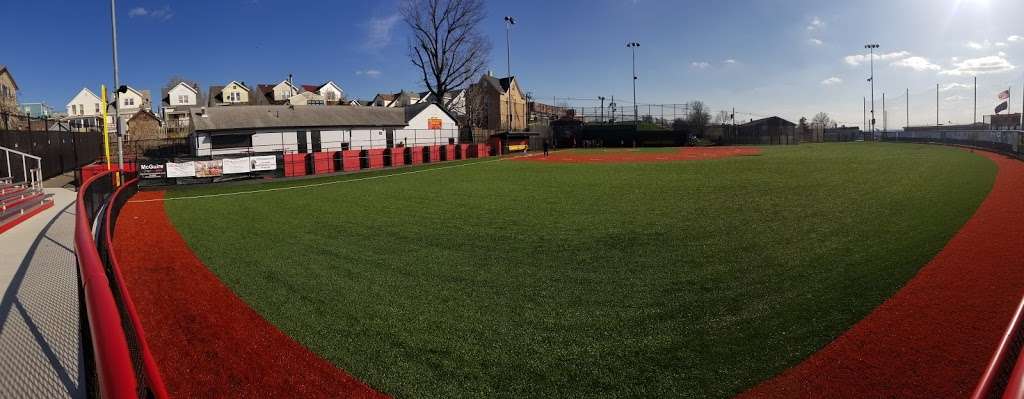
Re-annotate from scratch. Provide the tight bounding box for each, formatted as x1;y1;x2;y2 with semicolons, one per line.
74;170;168;398
973;297;1024;399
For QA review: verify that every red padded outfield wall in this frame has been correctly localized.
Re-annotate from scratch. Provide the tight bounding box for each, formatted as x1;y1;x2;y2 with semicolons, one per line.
408;146;423;165
312;152;334;175
367;149;386;169
389;148;405;167
283;154;308;177
341;150;361;172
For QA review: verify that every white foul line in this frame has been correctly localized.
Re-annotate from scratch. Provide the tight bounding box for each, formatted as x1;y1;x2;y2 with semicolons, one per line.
128;155;525;203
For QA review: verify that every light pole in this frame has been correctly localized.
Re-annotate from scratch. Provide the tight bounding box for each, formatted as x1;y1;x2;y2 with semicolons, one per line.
598;96;606;123
627;42;640;125
110;0;124;174
504;16;516;133
865;43;879;137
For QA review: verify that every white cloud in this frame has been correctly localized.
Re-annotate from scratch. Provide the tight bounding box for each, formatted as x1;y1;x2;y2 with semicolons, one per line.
999;51;1007;57
807;17;825;31
945;95;969;102
364;14;401;49
996;42;1007;47
1008;35;1023;42
690;61;710;69
966;40;991;50
723;59;737;64
808;38;823;46
940;83;972;92
940;55;1016;76
821;77;843;86
891;56;941;72
128;5;173;20
356;69;382;77
844;51;910;66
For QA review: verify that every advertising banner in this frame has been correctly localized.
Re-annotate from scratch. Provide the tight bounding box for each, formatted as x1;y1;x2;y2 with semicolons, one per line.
166;161;196;178
222;157;252;174
195;160;224;177
250;155;277;171
138;161;167;179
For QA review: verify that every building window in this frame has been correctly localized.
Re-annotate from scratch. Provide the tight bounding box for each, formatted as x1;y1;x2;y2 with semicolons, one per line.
178;95;188;104
95;103;100;113
211;134;253;149
125;98;134;107
325;91;336;101
71;105;77;114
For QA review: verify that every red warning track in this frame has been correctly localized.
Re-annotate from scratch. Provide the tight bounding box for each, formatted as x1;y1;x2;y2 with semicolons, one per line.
514;146;760;164
739;150;1024;399
113;191;387;399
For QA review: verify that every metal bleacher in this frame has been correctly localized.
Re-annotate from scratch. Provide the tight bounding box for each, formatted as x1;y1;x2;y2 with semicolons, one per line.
0;146;53;234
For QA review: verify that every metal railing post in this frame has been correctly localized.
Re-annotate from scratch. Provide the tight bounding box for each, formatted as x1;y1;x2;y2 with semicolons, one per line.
22;157;27;185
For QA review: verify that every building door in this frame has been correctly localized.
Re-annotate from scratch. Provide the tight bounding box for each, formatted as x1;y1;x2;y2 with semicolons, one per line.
385;129;395;148
296;130;308;153
311;130;322;152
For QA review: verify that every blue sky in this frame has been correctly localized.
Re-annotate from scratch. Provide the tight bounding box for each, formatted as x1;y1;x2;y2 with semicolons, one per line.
6;0;1024;127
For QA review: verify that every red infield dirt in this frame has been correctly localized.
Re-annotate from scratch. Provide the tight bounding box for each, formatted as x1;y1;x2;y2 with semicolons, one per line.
514;146;760;164
113;191;387;399
739;149;1024;399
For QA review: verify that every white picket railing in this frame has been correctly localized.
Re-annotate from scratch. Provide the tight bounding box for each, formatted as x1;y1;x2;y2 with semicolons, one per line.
1;146;43;190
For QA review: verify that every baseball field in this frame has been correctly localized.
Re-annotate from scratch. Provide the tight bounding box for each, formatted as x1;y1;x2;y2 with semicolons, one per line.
117;143;1002;398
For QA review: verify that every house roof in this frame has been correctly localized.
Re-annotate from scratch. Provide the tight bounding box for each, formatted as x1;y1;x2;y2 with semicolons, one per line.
739;116;796;127
191;105;409;132
128;109;160;124
481;75;515;93
301;85;320;93
67;88;100;106
0;65;18;90
403;103;458;123
207;85;225;106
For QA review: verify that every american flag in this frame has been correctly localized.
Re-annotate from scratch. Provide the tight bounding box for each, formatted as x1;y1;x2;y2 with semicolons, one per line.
998;89;1010;100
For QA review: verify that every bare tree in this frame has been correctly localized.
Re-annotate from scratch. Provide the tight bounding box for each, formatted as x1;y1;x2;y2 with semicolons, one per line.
812;112;831;128
713;110;730;125
402;0;491;113
687;100;711;136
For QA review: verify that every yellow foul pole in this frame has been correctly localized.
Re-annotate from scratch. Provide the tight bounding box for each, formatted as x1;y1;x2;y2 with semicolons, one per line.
101;85;112;171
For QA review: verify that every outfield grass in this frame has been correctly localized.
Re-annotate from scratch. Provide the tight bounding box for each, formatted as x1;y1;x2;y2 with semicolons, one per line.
163;143;995;398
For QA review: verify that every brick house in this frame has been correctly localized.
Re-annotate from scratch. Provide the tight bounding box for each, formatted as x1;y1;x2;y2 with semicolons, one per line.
466;73;526;132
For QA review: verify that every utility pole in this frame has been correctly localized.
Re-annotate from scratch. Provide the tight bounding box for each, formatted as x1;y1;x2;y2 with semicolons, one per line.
598;96;605;123
110;0;124;176
627;42;640;125
504;16;516;133
882;92;886;134
906;88;909;131
865;44;879;134
974;76;977;124
863;97;866;132
936;83;939;126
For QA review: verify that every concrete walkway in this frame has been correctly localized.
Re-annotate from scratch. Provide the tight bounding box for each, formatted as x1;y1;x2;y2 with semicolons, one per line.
0;188;86;398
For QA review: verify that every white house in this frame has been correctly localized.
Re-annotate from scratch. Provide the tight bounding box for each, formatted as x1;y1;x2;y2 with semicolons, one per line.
189;103;459;156
162;82;200;137
264;80;299;103
110;86;152;135
304;81;344;104
66;88;104;131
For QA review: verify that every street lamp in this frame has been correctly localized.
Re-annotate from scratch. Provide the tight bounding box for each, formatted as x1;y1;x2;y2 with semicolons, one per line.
627;42;640;125
865;43;879;137
598;96;606;123
504;16;516;133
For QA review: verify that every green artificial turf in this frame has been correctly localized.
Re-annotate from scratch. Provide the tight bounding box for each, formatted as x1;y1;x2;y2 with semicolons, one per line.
164;143;996;398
